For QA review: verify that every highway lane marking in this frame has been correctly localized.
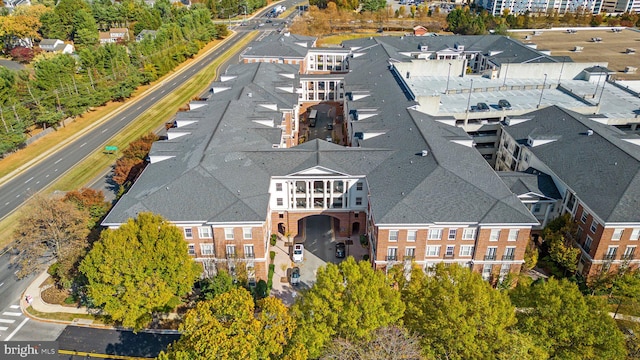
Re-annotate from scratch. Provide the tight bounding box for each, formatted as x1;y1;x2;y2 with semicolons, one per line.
172;82;177;86
0;283;4;287
101;128;109;133
15;195;20;198
4;202;9;206
54;158;63;164
0;326;7;331
119;117;126;122
150;96;156;100
4;317;28;341
160;90;165;93
24;177;33;184
0;319;15;323
35;181;40;184
9;305;19;309
80;142;87;148
136;106;142;110
3;312;22;316
54;169;58;172
25;188;30;192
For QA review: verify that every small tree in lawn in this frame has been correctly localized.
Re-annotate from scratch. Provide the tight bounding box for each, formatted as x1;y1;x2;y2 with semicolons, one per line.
80;212;200;331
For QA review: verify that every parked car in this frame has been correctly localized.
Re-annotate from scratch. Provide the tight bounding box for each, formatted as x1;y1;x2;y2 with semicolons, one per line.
498;99;512;109
335;242;346;258
327;124;333;130
476;102;490;112
325;136;333;143
292;244;304;262
290;267;300;286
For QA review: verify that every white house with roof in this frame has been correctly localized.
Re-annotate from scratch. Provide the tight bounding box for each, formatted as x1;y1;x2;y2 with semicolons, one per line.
39;39;74;54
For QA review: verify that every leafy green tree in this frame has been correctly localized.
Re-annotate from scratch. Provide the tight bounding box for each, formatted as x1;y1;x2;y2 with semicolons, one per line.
80;212;201;330
611;270;640;317
543;214;580;275
402;263;532;359
158;287;305;360
522;240;539;272
201;269;236;300
72;9;99;47
511;278;626;359
291;257;405;358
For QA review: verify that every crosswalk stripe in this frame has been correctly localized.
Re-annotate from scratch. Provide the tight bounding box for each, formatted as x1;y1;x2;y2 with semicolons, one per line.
9;305;19;309
0;319;15;324
0;326;7;331
2;312;22;317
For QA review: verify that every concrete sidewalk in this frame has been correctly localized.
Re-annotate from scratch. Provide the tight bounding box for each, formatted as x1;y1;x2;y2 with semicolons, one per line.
21;271;90;316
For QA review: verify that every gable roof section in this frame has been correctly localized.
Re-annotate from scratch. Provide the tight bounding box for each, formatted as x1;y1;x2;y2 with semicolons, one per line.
503;105;640;222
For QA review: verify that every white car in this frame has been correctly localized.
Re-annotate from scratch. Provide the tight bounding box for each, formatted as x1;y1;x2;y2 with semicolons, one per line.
292;244;304;263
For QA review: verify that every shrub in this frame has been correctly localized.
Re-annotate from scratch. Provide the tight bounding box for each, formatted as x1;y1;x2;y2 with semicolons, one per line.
255;280;268;300
360;234;369;247
363;254;370;261
270;234;277;246
63;296;76;305
269;250;276;263
267;264;275;292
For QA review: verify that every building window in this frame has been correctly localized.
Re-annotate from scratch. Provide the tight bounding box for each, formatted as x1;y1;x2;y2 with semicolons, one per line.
200;244;214;256
279;213;284;219
426;245;440;257
612;228;624;241
590;220;598;234
198;226;212;239
184;228;193;239
490;229;500;241
482;264;493;280
243;227;252;240
581;210;589;223
584;236;593;253
485;247;497;260
624;246;636;260
448;229;457;240
605;246;618;260
508;230;519;242
503;247;516;260
445;245;455;257
276;183;283;191
389;230;399;242
407;230;417;242
356;182;363;191
462;228;476;240
532;203;541;214
244;245;255;259
387;247;398;261
277;198;284;206
224;228;234;240
428;228;443;240
355;197;362;206
226;245;236;258
459;245;474;256
499;264;511;280
632;229;640;241
405;247;415;259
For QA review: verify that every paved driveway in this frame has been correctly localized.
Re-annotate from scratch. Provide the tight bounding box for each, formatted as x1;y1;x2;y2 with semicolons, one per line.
295;215;345;288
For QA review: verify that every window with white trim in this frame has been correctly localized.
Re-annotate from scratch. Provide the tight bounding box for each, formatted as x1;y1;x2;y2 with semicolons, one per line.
606;246;618;259
624;246;636;259
244;245;255;258
200;244;214;255
584;236;593;253
224;228;234;240
428;228;443;240
389;230;399;242
407;230;417;242
276;183;283;191
426;245;440;257
356;182;363;191
355;197;362;206
184;228;193;239
459;245;474;257
490;229;500;241
590;220;598;233
482;264;493;280
612;228;624;241
448;229;457;240
277;198;283;206
243;227;252;240
226;245;236;257
462;228;476;240
198;226;212;239
581;210;589;223
532;203;541;214
508;230;519;242
445;245;455;257
405;247;415;258
632;229;640;241
188;244;195;255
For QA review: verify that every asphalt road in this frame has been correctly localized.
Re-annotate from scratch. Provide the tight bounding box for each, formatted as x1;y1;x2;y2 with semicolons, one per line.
0;1;302;222
0;251;31;312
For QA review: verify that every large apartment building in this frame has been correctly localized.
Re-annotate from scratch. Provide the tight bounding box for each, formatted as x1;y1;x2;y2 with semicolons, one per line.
477;0;603;16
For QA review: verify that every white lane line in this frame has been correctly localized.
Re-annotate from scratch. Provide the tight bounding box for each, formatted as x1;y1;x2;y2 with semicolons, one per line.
13;270;18;275
54;169;58;172
161;90;165;94
9;305;19;309
0;326;8;331
119;117;126;122
4;318;28;341
79;142;87;148
0;319;15;324
25;188;29;192
101;128;109;133
45;174;50;178
15;195;20;198
35;181;40;184
3;312;22;317
172;82;177;86
4;202;8;206
0;283;4;287
24;177;33;184
136;106;142;110
150;96;156;100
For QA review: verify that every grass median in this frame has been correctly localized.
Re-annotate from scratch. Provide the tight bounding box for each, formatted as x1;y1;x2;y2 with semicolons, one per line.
0;32;258;249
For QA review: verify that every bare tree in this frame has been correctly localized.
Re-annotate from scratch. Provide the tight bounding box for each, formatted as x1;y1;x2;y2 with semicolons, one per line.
12;194;90;280
321;326;423;360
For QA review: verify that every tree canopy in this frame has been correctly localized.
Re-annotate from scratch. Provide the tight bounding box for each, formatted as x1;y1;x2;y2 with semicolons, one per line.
158;287;305;360
511;278;627;360
291;257;405;358
79;212;201;330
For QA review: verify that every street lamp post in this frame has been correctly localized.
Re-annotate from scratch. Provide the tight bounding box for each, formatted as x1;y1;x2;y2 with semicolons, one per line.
537;73;547;108
240;5;247;25
445;62;452;94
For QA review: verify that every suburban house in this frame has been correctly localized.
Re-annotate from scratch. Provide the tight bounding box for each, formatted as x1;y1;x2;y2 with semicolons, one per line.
4;0;30;10
99;28;130;44
135;30;158;42
39;39;74;54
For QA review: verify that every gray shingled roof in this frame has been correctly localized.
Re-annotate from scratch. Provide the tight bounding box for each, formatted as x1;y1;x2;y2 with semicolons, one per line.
503;106;640;222
242;33;316;59
497;169;561;200
103;36;539;227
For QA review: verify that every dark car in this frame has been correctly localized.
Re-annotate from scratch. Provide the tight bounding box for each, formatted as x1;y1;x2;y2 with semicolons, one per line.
498;99;512;109
476;102;490;112
327;124;333;130
335;242;346;258
290;267;301;286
